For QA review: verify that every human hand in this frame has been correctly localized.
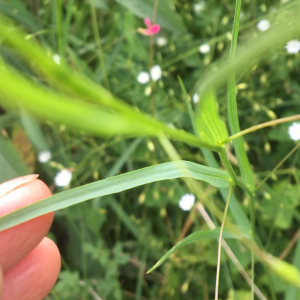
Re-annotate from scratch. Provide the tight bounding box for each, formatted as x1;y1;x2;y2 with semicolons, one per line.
0;175;61;300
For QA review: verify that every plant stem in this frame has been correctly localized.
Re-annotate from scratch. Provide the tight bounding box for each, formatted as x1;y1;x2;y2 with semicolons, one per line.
197;203;267;300
55;0;63;58
89;0;110;90
218;147;237;184
227;0;255;192
256;142;300;190
215;184;233;300
225;114;300;143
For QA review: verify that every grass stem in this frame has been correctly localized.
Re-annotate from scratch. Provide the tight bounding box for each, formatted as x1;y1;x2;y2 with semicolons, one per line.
89;0;110;90
225;114;300;143
215;184;233;300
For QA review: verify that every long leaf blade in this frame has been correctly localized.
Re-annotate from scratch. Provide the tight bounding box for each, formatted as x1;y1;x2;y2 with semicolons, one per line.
146;228;246;273
0;161;231;231
227;0;255;191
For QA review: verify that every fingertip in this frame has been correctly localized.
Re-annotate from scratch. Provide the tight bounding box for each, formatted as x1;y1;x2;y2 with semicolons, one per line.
2;237;61;300
0;178;54;272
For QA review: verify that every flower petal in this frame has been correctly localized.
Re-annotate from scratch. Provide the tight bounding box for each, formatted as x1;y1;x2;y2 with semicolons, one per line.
144;18;152;27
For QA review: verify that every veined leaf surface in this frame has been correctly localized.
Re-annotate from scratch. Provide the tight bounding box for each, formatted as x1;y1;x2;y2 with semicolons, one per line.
195;90;228;145
0;161;231;231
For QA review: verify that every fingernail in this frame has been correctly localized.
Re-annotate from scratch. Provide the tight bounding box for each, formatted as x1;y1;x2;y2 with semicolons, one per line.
0;174;39;198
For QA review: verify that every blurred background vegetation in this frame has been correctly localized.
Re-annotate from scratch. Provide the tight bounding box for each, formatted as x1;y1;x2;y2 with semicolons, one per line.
0;0;300;299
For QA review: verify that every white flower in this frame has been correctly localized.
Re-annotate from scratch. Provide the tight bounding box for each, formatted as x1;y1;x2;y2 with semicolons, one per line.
137;71;150;84
257;20;270;31
150;65;162;81
193;1;206;13
179;194;195;211
192;93;199;104
38;151;51;163
288;122;300;141
156;37;168;47
54;169;73;187
281;0;289;3
285;40;300;54
52;54;61;65
199;43;210;54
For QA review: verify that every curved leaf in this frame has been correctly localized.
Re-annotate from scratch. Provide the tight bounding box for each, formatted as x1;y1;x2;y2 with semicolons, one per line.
147;228;247;273
0;161;231;231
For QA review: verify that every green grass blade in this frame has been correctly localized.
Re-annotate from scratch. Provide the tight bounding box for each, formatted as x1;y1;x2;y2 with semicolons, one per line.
0;112;18;128
61;0;75;60
146;228;246;274
178;76;197;133
285;236;300;300
106;138;143;178
0;67;156;137
0;153;19;183
0;134;29;179
0;16;221;152
0;0;41;32
198;8;300;94
227;0;255;191
0;161;231;231
202;150;251;232
20;110;49;153
178;78;251;232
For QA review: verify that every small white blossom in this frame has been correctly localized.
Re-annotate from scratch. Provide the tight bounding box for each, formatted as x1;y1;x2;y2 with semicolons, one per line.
156;37;168;47
193;1;206;13
137;71;150;84
288;122;300;141
54;169;73;187
285;40;300;54
52;54;61;65
192;93;199;104
38;151;51;163
150;65;162;81
199;43;210;54
281;0;289;3
257;20;270;32
179;194;195;211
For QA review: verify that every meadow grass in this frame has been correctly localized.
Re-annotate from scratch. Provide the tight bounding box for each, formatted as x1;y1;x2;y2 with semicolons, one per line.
0;1;300;299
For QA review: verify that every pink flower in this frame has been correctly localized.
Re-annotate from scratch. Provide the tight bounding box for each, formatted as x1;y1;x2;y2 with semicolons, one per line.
138;18;160;36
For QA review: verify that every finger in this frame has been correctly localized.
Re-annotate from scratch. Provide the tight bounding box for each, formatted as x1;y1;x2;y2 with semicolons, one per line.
0;266;3;296
0;178;54;272
2;237;61;300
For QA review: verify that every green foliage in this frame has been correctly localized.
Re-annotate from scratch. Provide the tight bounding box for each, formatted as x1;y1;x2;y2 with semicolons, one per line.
0;0;300;299
147;227;249;273
195;90;228;145
0;160;232;231
115;0;186;32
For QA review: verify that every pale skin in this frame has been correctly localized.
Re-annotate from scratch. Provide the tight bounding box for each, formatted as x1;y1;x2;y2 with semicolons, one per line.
0;178;61;300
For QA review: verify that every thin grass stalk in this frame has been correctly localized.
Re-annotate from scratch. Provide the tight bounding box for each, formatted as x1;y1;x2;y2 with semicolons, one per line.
227;0;255;191
256;143;300;191
55;0;63;58
89;0;110;90
227;2;256;297
225;114;300;142
215;184;233;300
197;203;268;300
